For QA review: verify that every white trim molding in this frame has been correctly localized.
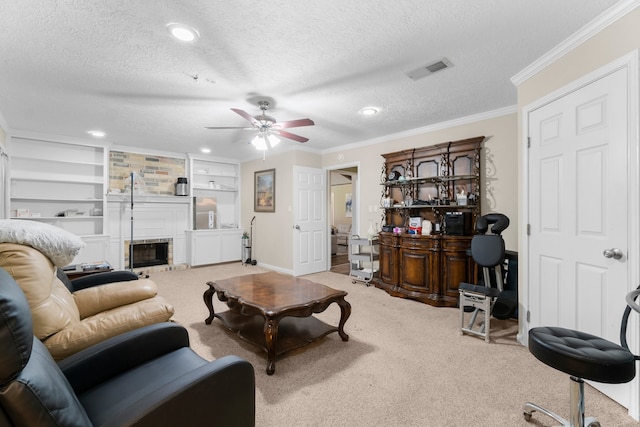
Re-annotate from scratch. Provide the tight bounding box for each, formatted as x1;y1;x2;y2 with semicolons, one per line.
512;0;640;86
322;105;517;155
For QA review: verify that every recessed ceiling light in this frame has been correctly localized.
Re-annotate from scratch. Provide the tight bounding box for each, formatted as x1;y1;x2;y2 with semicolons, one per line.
360;107;378;116
87;130;106;137
200;148;211;154
166;23;200;42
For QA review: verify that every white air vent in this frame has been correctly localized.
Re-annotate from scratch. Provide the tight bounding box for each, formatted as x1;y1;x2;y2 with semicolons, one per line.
406;58;453;81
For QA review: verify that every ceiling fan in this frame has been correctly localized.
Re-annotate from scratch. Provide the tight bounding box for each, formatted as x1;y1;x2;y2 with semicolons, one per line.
205;101;314;150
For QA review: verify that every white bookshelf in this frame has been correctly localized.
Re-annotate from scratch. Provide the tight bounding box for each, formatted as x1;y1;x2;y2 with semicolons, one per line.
9;137;108;237
187;154;242;265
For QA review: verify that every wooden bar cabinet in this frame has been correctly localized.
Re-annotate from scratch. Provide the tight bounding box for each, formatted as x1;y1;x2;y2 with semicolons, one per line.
375;136;483;307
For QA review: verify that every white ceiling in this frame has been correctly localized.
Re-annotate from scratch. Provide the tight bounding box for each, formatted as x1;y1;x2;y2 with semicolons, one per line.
0;1;621;161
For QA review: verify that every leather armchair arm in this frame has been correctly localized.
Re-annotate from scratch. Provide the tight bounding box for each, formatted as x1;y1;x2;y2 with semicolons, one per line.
59;322;190;394
101;356;255;427
70;270;139;291
73;279;158;318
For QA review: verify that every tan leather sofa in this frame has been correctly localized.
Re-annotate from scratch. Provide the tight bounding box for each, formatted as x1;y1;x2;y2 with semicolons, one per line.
0;242;174;360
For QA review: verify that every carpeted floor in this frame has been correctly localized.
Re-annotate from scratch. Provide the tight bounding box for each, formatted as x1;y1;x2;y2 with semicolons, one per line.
149;264;638;427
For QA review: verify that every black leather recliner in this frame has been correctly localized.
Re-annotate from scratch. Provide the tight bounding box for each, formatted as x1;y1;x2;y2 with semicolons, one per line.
0;267;255;427
57;267;141;291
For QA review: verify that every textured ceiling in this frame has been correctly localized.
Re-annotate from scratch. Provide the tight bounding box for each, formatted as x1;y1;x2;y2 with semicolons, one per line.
0;0;621;161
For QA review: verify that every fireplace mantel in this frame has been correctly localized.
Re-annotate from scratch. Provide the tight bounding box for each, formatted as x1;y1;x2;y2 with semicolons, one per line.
107;194;190;204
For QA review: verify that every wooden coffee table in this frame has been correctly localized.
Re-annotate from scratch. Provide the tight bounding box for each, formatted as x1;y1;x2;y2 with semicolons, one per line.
204;271;351;375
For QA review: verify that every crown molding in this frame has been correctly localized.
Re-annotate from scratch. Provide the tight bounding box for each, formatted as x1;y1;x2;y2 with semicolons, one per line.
511;0;640;86
322;105;517;155
9;129;110;148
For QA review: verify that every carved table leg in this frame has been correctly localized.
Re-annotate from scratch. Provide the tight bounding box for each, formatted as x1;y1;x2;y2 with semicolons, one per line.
203;281;216;325
263;317;279;375
337;297;351;341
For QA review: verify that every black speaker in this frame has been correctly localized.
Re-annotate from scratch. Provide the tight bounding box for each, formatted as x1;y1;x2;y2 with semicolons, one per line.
444;211;470;235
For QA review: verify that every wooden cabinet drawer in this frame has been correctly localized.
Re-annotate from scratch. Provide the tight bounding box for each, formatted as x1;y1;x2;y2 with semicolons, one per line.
401;238;424;250
441;236;472;251
401;235;439;250
379;233;397;246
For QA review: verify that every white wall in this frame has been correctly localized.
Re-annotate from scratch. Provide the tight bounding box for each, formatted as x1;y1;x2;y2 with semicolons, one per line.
332;183;352;228
240;150;322;271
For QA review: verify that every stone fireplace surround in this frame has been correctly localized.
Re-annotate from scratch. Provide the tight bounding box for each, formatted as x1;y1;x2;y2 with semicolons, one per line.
109;151;186;196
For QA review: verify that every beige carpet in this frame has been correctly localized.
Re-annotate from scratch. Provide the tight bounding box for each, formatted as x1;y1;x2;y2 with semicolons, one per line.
149;263;638;427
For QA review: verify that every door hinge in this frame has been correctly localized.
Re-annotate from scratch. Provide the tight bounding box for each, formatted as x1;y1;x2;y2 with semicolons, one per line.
527;137;531;148
526;310;530;323
527;224;531;235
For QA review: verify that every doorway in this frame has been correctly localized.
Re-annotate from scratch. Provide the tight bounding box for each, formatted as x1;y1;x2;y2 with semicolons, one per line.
329;165;358;273
292;166;327;277
523;51;639;416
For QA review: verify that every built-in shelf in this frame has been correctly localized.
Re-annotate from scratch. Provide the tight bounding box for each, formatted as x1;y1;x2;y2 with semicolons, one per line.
9;137;107;238
11;197;104;202
192;185;237;192
10;216;104;220
187;155;242;265
11;175;103;184
11;155;103;167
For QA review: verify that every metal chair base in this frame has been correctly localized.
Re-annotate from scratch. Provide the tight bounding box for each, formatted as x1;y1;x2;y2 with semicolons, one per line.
459;291;493;343
523;376;601;427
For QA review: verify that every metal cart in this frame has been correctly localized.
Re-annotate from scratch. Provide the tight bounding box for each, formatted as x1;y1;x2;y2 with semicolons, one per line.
348;235;379;286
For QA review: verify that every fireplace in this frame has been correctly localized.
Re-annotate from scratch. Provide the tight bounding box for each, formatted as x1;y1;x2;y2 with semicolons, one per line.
125;239;172;269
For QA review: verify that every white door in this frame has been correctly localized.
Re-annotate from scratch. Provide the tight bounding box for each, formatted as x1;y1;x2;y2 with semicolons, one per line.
293;166;327;276
527;65;634;407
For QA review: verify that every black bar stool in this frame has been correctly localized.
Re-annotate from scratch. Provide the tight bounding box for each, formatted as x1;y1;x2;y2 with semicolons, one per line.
523;287;640;426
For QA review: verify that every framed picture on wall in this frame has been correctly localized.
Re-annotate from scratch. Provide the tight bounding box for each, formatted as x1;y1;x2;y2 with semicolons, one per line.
345;192;352;217
254;168;276;212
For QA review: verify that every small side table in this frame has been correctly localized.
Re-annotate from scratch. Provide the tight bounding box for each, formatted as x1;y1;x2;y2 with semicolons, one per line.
64;261;113;280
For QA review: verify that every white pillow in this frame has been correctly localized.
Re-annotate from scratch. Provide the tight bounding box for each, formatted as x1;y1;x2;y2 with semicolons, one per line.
0;220;85;266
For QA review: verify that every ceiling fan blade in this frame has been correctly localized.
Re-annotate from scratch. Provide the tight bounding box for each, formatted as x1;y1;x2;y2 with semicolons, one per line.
204;126;255;130
231;108;260;127
274;129;309;143
273;118;315;129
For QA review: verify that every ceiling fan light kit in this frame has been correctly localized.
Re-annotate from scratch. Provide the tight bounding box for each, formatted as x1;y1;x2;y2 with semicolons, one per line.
206;100;315;151
251;133;280;151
